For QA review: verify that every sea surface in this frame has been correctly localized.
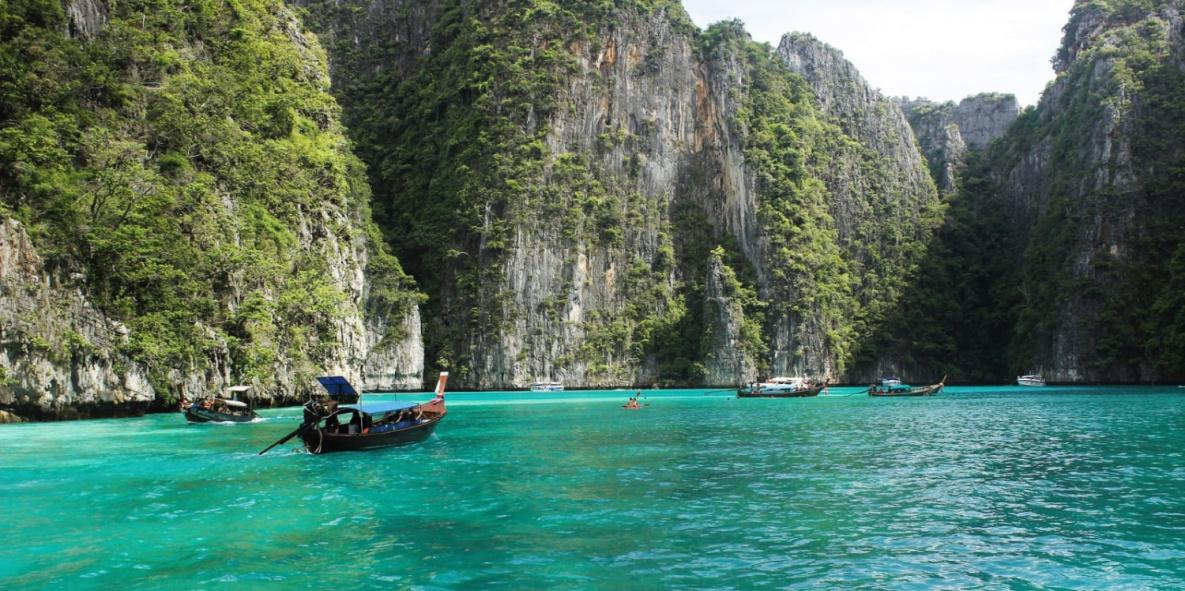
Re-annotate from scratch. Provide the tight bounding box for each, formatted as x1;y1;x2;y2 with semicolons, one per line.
2;386;1185;590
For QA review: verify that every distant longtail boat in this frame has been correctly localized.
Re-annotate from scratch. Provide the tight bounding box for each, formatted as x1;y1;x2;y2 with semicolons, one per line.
737;376;825;398
183;385;258;423
867;376;945;397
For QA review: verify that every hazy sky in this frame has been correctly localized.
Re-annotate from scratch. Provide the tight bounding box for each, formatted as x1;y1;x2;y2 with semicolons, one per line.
681;0;1076;106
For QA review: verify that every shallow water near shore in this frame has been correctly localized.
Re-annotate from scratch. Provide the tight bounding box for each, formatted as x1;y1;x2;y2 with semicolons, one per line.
2;386;1185;589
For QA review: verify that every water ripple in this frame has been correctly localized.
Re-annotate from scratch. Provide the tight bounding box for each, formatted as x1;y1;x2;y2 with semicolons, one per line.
0;388;1184;589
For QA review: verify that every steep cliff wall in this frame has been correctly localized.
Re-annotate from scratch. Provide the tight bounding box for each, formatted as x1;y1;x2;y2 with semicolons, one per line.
775;34;944;381
701;248;760;385
986;0;1185;382
901;94;1020;193
883;0;1185;383
0;0;423;419
303;2;943;387
0;218;154;419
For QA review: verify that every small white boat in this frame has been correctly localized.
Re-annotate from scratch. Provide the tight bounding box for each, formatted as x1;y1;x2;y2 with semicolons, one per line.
1017;375;1046;387
530;381;564;392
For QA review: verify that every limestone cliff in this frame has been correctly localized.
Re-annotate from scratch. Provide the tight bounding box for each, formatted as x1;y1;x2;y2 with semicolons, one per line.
901;94;1020;193
0;218;154;419
701;250;759;386
981;0;1185;382
302;3;942;387
885;0;1185;383
775;33;944;382
0;0;423;420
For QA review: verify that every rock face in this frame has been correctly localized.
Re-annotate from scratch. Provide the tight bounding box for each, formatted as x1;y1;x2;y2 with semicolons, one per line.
701;252;758;386
895;0;1185;384
982;0;1185;383
362;307;424;391
901;93;1020;193
65;0;106;40
0;206;422;421
0;219;154;420
0;1;423;420
303;5;942;388
775;33;943;382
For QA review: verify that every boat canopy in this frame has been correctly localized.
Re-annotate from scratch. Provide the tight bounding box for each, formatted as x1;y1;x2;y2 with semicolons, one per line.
768;376;807;384
342;401;419;415
228;385;251;394
317;376;359;400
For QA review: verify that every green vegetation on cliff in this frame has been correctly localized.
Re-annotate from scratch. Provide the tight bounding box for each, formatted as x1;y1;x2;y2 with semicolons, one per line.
887;0;1185;382
0;0;418;398
700;22;858;372
303;0;696;383
301;1;945;386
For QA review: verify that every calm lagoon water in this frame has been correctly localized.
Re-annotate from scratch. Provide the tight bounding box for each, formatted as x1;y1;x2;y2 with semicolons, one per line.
2;386;1185;589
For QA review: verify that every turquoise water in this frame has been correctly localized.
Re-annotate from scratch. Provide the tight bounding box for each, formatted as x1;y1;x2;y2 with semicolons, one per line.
2;386;1185;589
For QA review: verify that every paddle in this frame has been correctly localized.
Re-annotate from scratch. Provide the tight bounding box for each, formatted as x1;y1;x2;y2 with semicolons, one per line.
258;423;310;455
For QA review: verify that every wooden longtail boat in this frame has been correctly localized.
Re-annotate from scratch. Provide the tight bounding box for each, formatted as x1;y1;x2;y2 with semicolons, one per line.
183;385;258;423
867;376;945;397
737;377;825;398
292;373;448;454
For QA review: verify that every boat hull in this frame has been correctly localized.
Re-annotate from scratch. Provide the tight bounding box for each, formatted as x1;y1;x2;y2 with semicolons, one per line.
301;417;441;453
300;395;447;454
737;384;825;398
184;406;258;423
868;383;944;397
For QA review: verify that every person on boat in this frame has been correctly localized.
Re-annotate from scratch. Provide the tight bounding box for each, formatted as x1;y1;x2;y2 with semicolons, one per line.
323;399;340;433
388;410;409;427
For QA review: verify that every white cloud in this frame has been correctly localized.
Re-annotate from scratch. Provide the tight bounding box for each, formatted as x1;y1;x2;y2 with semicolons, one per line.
680;0;1076;106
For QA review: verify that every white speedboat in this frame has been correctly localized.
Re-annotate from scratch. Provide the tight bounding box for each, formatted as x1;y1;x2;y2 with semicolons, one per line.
1017;375;1046;387
530;381;564;392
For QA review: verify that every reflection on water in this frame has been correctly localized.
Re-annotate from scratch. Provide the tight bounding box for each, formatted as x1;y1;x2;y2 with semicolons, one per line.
1;387;1184;589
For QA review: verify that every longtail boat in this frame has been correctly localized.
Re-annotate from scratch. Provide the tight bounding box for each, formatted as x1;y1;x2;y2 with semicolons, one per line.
737;376;825;398
867;376;945;397
183;385;258;423
260;373;448;455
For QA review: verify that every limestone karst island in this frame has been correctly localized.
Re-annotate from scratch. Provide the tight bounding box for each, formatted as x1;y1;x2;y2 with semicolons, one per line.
2;0;1185;588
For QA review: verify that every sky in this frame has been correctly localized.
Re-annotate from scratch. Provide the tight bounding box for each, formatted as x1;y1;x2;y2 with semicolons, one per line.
680;0;1077;106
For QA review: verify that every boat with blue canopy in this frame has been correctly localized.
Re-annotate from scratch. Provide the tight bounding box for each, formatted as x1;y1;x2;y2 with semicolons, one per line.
316;375;360;402
259;373;448;455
